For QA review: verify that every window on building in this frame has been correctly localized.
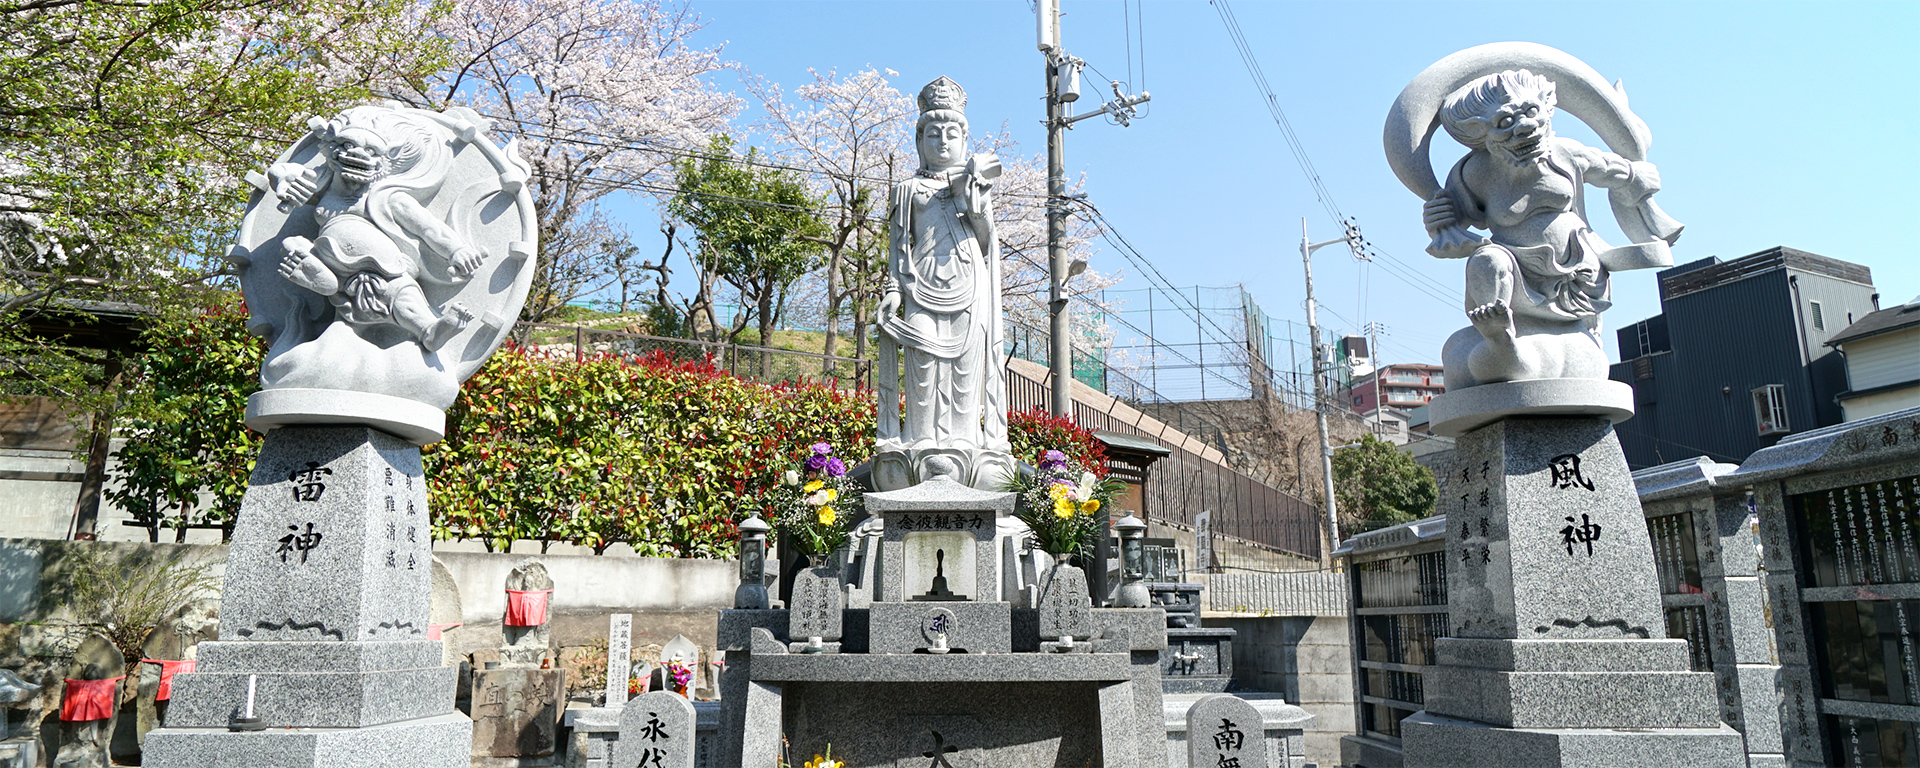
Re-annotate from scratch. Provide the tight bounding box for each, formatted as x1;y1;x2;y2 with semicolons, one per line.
1809;300;1825;332
1752;384;1790;437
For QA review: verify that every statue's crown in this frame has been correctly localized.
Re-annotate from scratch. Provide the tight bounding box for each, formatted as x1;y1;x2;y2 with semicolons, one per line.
918;77;967;114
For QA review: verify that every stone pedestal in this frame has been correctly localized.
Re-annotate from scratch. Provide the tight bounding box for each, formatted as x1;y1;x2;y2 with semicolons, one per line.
1398;417;1743;767
1160;628;1234;694
144;426;470;768
469;668;564;758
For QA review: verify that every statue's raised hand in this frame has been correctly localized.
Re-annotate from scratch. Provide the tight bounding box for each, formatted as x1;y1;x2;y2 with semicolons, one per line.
268;162;322;210
1423;192;1486;259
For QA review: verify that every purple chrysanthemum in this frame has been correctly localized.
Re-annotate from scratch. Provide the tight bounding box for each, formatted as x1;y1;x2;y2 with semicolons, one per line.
805;454;829;471
811;442;834;456
825;457;847;477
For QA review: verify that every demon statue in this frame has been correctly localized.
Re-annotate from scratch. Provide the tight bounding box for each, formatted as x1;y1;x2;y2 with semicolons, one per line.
872;77;1014;491
231;104;536;444
1385;43;1682;433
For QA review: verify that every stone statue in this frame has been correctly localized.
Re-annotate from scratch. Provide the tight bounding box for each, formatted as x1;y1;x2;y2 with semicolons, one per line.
233;103;537;444
873;77;1014;492
1386;43;1681;398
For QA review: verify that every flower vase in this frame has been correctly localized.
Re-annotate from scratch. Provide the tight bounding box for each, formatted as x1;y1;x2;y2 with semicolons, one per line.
786;553;845;653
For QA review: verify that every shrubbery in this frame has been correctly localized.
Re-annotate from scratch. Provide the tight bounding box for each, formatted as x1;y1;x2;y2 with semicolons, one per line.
427;346;873;557
1006;407;1108;477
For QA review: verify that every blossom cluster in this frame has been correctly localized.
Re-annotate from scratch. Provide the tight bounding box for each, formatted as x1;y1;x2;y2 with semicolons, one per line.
1005;448;1124;556
771;442;860;557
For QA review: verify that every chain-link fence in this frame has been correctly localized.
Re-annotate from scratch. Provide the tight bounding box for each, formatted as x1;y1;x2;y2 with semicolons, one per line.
511;322;872;389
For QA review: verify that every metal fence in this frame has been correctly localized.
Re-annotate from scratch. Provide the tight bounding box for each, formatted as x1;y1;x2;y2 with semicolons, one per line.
1006;365;1325;560
511;322;873;389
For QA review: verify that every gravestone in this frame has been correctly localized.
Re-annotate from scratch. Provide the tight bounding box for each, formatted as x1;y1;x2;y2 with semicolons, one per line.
53;632;121;768
1038;560;1095;652
470;560;565;758
785;565;843;652
605;614;632;707
500;561;555;668
135;599;219;747
614;691;696;768
427;557;463;666
652;636;700;696
1187;694;1268;768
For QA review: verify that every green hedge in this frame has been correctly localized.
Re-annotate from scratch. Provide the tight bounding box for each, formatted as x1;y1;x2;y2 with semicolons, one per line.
427;346;873;557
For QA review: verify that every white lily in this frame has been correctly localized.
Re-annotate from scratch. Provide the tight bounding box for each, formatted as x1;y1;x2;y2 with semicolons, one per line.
1072;471;1098;502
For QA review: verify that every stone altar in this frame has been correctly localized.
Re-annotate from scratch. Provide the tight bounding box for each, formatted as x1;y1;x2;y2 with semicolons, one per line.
144;102;531;768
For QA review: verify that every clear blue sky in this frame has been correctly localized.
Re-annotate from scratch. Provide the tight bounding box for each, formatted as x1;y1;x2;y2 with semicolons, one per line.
611;0;1920;371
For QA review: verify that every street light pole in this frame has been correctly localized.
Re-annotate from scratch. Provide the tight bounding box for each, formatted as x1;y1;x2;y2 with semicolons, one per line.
1301;218;1357;559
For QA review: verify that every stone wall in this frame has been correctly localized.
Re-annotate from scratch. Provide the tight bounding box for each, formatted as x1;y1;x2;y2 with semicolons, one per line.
1206;615;1356;768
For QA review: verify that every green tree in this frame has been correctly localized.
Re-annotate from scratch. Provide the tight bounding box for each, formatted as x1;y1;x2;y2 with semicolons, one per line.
1331;433;1437;530
105;299;264;540
0;0;448;401
665;135;828;350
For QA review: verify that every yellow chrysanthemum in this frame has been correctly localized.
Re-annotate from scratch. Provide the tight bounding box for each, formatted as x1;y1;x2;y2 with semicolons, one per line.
1054;498;1075;519
1080;499;1101;514
804;479;825;493
817;506;837;526
825;488;838;503
805;756;844;768
1047;483;1070;501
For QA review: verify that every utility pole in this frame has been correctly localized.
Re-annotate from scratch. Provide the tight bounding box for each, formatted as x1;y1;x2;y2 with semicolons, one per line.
1301;218;1359;560
1364;321;1386;430
1038;0;1149;417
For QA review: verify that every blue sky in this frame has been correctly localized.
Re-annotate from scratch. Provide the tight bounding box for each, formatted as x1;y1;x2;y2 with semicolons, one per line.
611;0;1920;372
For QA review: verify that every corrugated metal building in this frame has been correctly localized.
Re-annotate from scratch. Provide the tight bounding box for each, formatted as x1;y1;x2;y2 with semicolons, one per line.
1608;246;1880;470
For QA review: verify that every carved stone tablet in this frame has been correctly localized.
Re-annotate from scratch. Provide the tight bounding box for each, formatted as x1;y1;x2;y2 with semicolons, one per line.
1187;694;1268;768
615;690;696;768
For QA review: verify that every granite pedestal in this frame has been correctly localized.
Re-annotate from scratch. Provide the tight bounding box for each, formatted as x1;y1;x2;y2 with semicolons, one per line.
1398;417;1743;767
143;427;470;768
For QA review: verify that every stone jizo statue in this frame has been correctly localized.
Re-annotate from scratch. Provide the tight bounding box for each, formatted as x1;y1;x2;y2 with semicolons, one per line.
873;76;1014;491
235;103;536;444
1386;43;1682;392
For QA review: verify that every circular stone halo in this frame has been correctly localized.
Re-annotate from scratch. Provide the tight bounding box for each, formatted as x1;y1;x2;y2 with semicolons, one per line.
1426;378;1634;438
1383;41;1654;201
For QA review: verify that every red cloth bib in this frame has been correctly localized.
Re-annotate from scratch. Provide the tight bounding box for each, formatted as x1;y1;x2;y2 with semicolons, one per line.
60;677;124;721
140;660;196;701
427;623;463;641
504;589;552;627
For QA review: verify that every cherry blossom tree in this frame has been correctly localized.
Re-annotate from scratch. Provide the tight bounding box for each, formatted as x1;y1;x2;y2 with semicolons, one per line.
396;0;741;322
750;67;1116;370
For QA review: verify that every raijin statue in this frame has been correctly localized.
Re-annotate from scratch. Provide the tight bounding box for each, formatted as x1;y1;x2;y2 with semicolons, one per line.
232;104;536;444
1386;43;1682;398
872;77;1013;491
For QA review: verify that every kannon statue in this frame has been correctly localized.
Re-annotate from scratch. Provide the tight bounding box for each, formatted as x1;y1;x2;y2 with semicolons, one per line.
872;77;1014;491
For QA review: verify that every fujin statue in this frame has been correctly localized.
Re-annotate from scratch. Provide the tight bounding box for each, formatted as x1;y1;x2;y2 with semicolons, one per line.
1385;43;1682;398
872;77;1014;491
233;103;537;444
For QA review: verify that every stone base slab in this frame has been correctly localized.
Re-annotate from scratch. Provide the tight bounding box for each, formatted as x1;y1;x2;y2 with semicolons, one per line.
1428;379;1633;437
1421;665;1722;728
1159;676;1232;694
1433;637;1694;672
1399;710;1746;768
143;712;473;768
247;388;447;445
165;665;456;727
195;639;443;673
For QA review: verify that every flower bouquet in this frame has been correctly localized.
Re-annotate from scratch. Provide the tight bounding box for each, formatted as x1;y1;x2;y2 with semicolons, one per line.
769;442;862;559
1004;449;1125;557
665;660;693;696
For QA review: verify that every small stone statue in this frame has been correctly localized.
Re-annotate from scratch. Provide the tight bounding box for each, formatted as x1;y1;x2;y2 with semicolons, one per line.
873;76;1015;491
234;103;536;444
499;561;554;668
1386;43;1681;392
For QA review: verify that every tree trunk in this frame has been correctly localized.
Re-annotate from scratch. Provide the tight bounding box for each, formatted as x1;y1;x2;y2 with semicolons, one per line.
821;244;842;378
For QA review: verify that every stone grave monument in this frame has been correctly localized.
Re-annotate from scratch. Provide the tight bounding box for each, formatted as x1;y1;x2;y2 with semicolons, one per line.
53;631;121;768
142;102;536;768
0;668;44;767
471;561;566;761
1381;42;1745;766
614;691;696;768
707;75;1314;767
427;557;464;667
134;599;218;748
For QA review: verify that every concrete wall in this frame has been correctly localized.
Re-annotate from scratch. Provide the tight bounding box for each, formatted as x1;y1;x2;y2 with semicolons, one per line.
0;538;738;653
1207;615;1356;768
